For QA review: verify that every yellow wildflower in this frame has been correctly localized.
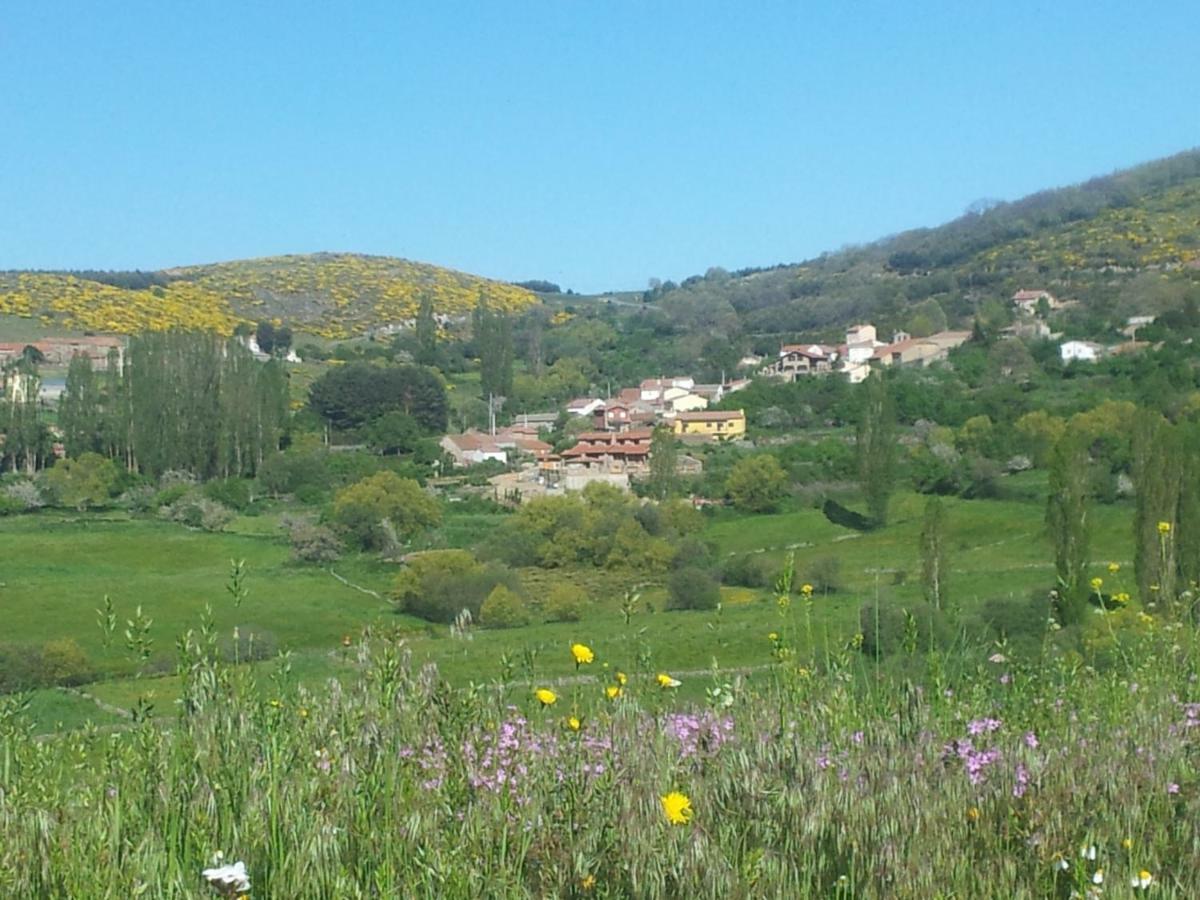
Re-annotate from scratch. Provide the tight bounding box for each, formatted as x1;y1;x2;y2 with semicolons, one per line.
534;688;557;706
571;643;595;666
1158;521;1172;535
660;791;693;825
1090;577;1103;592
801;583;814;596
615;671;628;686
967;806;980;822
605;685;622;700
1108;562;1120;574
581;874;596;891
657;673;681;689
566;716;581;731
768;632;779;641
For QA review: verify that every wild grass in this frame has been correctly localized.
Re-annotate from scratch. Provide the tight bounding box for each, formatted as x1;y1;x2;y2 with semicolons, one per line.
0;592;1196;897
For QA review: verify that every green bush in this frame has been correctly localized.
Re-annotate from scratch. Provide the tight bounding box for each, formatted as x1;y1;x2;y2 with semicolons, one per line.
394;551;522;623
721;553;776;588
666;567;721;611
543;583;588;622
204;477;253;511
479;585;532;628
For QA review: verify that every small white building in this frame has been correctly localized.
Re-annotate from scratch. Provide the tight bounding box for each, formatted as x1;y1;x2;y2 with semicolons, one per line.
1060;340;1105;363
566;397;604;418
440;432;508;466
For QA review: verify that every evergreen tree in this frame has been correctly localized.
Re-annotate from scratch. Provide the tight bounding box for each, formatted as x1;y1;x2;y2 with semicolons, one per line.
476;296;513;401
415;293;438;367
647;427;679;500
60;355;103;457
856;372;896;527
1046;430;1091;624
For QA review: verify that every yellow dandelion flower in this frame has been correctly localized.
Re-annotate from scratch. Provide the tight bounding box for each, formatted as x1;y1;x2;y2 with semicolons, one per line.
967;806;980;822
615;671;628;686
1121;838;1133;850
571;643;595;665
768;632;779;641
605;685;622;700
1158;521;1172;535
657;673;681;689
581;874;596;891
566;716;581;731
660;791;693;825
1090;577;1103;592
1108;562;1120;574
534;688;557;706
801;583;814;596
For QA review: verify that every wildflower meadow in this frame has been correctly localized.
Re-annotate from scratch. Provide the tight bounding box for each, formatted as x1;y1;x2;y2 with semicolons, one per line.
1;579;1198;899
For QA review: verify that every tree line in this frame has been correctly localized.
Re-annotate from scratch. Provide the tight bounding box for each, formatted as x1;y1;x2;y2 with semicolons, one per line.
58;331;288;479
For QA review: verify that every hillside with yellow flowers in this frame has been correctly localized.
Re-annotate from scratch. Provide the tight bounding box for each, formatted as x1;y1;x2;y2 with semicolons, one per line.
0;253;538;338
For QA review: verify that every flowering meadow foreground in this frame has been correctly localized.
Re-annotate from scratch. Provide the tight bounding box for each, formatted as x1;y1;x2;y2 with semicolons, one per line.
1;611;1199;898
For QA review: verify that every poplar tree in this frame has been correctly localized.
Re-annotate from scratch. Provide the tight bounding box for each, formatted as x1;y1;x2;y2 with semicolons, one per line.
856;371;896;527
415;293;438;367
1132;411;1183;608
1046;430;1091;624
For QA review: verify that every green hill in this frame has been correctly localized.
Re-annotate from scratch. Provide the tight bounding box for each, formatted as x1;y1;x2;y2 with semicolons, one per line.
0;253;538;338
645;148;1200;342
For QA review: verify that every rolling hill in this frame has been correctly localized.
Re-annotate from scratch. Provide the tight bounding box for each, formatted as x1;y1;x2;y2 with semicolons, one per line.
643;148;1200;343
0;253;538;339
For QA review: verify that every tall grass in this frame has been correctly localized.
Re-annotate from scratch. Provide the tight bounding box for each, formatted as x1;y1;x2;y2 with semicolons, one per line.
0;598;1197;896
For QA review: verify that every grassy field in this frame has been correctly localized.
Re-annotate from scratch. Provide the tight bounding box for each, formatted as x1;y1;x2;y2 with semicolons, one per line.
1;489;1138;734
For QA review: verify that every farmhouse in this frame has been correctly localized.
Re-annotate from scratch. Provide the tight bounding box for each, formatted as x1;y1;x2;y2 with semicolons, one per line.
1059;340;1105;363
672;409;746;441
1011;289;1057;315
0;336;125;370
439;431;508;467
560;429;654;473
760;343;839;382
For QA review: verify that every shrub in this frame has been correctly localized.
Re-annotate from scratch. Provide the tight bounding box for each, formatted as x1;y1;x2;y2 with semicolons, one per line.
287;522;343;564
394;551;522;623
666;567;721;611
41;453;120;510
38;639;94;686
805;556;842;594
479;585;532;628
153;483;192;508
2;479;45;511
821;499;874;531
204;477;253;511
118;484;159;513
160;492;235;532
543;583;588;622
0;494;25;516
721;553;777;588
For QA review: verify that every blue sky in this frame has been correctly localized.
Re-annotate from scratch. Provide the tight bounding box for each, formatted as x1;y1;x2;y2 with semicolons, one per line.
2;1;1197;292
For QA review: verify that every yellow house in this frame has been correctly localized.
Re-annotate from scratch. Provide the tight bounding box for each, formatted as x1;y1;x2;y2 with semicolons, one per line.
672;409;746;441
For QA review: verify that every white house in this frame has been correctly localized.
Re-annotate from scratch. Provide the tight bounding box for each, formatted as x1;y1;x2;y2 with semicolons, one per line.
566;397;604;417
1060;340;1104;363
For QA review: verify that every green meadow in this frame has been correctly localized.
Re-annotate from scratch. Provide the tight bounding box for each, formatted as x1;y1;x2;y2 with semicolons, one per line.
2;489;1137;733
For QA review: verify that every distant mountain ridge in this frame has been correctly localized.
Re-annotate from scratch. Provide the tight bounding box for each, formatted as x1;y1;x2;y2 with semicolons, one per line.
0;253;538;338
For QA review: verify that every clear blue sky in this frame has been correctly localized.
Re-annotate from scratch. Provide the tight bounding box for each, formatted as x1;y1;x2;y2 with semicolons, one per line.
2;1;1197;293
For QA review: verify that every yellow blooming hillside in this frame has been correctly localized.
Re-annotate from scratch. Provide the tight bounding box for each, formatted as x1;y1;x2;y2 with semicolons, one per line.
0;253;538;338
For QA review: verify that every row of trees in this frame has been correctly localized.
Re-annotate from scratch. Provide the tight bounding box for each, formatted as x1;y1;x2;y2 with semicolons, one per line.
59;332;289;479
